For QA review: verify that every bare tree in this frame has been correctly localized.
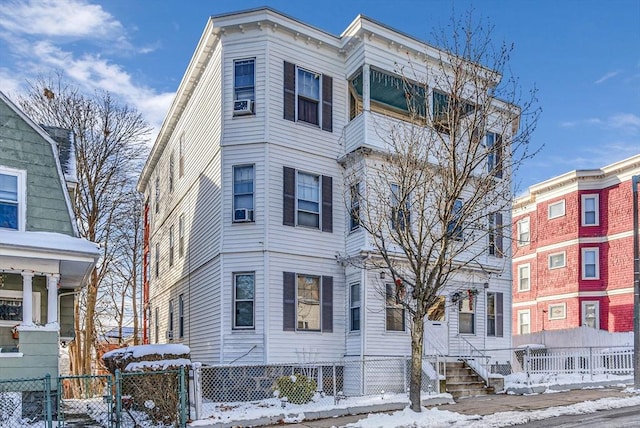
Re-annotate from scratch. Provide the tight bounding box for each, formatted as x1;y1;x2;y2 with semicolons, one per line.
342;13;540;411
19;74;151;377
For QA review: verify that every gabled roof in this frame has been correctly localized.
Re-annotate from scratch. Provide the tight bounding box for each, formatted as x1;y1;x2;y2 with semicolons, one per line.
0;91;79;236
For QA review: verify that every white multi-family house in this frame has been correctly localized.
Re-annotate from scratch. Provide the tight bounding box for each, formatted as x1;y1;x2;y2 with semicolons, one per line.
137;8;513;370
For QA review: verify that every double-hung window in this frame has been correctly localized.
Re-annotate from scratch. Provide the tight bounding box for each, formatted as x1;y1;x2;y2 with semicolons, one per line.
154;177;160;214
458;295;475;334
0;168;25;231
447;198;464;240
518;264;530;292
581;194;599;226
297;172;320;228
283;62;333;132
169;225;174;267
350;183;360;231
233;272;255;329
178;294;184;338
517;218;530;246
178;214;185;257
168;300;174;339
169;152;175;193
391;184;410;231
518;310;530;335
283;272;333;332
283;167;333;232
154;307;159;343
233;165;254;222
234;59;255;102
154;243;160;278
488;212;503;257
0;289;41;326
582;247;599;279
486;292;503;337
385;283;405;331
349;282;360;331
486;132;503;178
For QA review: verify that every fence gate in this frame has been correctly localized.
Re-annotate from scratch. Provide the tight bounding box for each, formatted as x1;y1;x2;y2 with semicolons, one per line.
56;367;187;428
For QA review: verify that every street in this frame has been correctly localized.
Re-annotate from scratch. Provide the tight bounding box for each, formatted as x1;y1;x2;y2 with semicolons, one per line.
516;405;640;427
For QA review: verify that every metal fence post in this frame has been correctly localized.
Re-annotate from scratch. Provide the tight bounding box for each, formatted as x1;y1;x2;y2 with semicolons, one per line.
180;366;187;428
190;362;202;421
115;369;122;428
332;364;337;404
56;376;62;428
525;346;531;385
44;374;52;428
589;347;594;380
403;356;408;395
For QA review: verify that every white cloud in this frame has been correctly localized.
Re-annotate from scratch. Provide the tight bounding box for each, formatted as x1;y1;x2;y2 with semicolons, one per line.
594;70;620;84
0;0;123;40
608;113;640;134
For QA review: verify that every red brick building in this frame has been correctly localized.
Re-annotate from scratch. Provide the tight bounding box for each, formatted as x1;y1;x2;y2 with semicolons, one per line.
512;154;640;335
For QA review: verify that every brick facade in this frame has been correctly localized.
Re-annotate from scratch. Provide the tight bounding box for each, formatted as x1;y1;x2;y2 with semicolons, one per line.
512;155;640;334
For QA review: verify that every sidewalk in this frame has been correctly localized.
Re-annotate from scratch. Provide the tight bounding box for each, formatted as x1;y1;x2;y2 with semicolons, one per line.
244;384;634;428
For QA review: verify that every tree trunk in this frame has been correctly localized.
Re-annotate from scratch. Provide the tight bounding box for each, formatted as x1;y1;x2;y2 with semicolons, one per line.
410;315;425;412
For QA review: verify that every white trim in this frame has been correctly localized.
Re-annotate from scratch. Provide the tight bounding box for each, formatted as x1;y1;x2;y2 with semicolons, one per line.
295;65;322;127
517;263;530;292
548;303;566;320
517;309;531;335
517;217;530;247
582;301;600;329
581;247;600;280
0;289;41;327
513;287;634;307
548;200;565;219
581;194;599;226
548;251;566;269
0;166;26;232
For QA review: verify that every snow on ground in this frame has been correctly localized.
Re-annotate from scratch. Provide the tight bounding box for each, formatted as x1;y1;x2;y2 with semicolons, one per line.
191;373;638;427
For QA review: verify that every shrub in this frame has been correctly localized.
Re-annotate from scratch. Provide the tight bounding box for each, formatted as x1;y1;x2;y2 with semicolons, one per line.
274;374;317;404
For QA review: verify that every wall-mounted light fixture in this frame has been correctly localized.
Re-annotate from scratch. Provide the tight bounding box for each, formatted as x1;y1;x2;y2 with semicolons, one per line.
379;272;386;280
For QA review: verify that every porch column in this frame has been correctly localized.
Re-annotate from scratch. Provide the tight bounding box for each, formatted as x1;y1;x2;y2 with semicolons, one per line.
47;274;60;325
21;272;34;326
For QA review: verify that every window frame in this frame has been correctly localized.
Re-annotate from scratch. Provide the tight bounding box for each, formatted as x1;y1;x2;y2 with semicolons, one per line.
518;263;530;292
447;198;464;240
518;310;531;335
517;217;530;247
169;151;175;193
582;247;600;280
178;133;185;178
486;292;503;337
233;164;255;223
296;274;321;331
485;132;503;179
233;58;256;103
582;300;600;329
0;166;27;231
349;282;360;332
154;307;159;344
548;303;566;320
169;225;174;267
350;183;360;232
0;289;41;327
390;183;411;232
581;194;599;226
233;272;255;330
178;214;185;258
458;294;476;335
154;176;160;214
178;294;184;338
296;66;322;126
154;242;160;278
385;283;406;332
548;251;566;270
488;211;503;257
548;200;565;219
296;171;321;229
168;300;174;339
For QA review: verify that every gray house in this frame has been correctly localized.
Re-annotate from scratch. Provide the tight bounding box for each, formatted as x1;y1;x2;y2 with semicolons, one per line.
0;91;99;381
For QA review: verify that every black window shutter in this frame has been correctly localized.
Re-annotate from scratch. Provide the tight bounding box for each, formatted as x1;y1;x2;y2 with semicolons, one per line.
283;272;296;331
496;292;503;337
283;167;296;226
322;74;333;132
284;62;296;122
321;175;333;233
322;276;333;332
496;212;504;258
495;134;503;178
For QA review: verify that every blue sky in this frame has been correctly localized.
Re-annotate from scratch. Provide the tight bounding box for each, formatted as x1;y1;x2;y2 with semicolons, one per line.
0;0;638;191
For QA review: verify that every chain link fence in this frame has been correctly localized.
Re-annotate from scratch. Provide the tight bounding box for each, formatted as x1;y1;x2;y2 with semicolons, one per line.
0;375;54;428
0;368;188;428
193;357;441;423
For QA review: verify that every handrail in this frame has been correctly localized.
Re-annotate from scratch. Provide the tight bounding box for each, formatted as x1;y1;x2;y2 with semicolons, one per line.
456;334;490;385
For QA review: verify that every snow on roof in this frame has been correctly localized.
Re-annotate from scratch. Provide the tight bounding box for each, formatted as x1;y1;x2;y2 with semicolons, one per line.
103;343;190;359
0;229;99;257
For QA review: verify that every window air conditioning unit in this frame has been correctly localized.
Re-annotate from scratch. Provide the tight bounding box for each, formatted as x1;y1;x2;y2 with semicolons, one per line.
234;208;254;222
233;99;253;115
166;330;174;340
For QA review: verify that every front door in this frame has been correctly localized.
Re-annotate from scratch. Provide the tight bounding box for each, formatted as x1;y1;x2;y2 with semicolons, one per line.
424;296;448;356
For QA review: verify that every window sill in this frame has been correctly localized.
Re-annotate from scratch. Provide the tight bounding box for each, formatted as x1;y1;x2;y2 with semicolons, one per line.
0;352;23;358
